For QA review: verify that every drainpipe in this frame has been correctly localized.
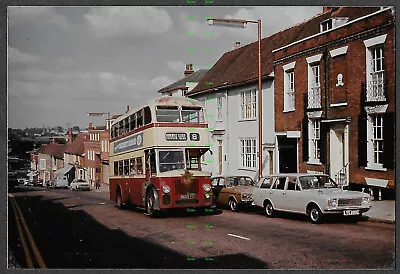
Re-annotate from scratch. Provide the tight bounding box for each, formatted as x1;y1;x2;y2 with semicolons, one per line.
323;48;329;174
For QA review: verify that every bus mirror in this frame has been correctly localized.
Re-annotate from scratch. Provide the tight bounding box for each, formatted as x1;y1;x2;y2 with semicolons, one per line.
209;150;213;156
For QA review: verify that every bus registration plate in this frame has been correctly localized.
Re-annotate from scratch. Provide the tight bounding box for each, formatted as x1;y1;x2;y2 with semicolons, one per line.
343;210;359;216
180;194;194;199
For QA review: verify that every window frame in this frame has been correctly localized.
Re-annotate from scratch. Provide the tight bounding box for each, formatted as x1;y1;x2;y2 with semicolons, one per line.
239;138;257;170
240;89;257;120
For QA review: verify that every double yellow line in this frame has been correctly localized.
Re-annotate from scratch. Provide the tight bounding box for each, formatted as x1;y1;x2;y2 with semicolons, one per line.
9;194;46;269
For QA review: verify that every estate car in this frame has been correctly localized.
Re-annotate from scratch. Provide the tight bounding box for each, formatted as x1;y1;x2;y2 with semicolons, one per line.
212;175;255;211
253;173;372;223
70;179;91;191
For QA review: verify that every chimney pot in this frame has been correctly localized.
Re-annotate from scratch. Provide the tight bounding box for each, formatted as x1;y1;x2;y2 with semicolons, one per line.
184;63;194;77
126;105;130;112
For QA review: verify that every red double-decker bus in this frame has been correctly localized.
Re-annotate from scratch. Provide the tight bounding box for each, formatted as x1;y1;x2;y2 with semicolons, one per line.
109;96;213;217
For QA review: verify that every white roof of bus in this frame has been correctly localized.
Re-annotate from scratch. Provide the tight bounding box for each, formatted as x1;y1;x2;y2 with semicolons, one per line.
112;96;205;124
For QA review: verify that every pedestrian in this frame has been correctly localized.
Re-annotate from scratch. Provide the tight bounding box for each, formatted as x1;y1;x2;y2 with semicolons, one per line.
96;177;100;189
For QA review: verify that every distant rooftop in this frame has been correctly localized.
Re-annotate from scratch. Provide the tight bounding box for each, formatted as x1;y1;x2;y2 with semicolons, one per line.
158;69;209;94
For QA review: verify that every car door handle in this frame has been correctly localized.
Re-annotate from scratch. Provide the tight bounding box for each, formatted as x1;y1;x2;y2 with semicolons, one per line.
282;193;286;195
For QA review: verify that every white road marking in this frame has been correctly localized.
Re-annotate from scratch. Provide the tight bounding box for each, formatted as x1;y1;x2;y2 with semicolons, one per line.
227;233;250;240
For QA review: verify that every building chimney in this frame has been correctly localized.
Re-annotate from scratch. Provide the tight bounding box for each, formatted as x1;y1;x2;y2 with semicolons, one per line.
67;129;73;144
126;105;130;113
88;122;93;130
184;64;194;77
233;41;241;50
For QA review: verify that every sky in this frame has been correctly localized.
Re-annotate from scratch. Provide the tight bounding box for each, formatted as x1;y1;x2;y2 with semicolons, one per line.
8;5;322;129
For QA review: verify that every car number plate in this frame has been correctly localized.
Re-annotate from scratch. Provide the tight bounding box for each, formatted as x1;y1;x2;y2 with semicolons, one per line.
180;194;194;199
343;210;359;216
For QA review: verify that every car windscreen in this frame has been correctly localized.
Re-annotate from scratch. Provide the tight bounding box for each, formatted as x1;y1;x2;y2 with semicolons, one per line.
299;176;338;190
227;177;254;186
158;150;185;172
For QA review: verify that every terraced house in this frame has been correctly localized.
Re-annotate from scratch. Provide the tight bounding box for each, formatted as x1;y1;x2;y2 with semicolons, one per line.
187;6;394;199
272;7;395;199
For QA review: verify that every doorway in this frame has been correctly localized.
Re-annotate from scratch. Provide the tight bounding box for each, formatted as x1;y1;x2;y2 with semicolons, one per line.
329;124;348;185
278;137;298;173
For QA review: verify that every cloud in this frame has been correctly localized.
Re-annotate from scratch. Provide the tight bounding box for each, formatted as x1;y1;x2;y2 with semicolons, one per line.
8;47;41;63
84;7;173;38
224;6;322;39
167;60;186;72
9;68;139;100
8;6;70;30
150;76;174;90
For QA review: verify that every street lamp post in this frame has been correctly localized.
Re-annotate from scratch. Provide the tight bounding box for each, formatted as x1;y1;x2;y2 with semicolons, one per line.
207;18;263;179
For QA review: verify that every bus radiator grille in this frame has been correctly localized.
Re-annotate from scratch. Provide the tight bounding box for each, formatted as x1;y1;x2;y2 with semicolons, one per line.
175;179;199;195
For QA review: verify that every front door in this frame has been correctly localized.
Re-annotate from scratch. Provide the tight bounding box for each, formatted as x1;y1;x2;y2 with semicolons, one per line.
329;127;345;180
278;137;297;173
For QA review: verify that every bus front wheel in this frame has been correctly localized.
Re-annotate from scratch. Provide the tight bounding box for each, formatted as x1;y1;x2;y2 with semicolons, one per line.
145;190;158;218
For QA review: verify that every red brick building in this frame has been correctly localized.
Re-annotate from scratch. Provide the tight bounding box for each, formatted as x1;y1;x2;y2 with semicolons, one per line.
36;141;66;184
64;131;88;182
272;7;395;199
84;123;110;187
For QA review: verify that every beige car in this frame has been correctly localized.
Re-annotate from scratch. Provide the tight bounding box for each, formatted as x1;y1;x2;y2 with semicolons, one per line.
211;176;255;212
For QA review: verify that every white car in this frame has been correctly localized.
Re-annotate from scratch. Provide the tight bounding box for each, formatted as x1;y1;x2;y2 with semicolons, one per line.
253;173;372;223
70;179;91;191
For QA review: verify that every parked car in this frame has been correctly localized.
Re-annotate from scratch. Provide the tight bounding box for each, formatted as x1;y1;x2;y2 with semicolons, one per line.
211;175;256;211
53;176;69;189
253;173;372;224
46;180;54;188
70;179;91;191
23;179;34;186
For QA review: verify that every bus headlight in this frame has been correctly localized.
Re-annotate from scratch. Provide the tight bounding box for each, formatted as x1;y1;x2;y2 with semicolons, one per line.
203;184;211;192
162;185;171;194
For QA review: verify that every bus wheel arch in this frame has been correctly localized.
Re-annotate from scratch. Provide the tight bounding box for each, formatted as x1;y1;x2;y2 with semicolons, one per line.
116;185;125;209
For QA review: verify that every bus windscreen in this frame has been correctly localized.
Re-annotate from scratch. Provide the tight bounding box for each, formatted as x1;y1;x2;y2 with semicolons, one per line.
158;150;185;172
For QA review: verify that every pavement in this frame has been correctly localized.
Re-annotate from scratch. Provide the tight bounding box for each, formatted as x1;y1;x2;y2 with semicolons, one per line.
364;200;395;224
92;182;110;193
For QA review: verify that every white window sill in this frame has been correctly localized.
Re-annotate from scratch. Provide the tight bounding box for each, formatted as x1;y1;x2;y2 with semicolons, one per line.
330;102;348;107
239;168;257;172
365;165;387;172
283;109;295;113
307;161;322;166
238;118;257;122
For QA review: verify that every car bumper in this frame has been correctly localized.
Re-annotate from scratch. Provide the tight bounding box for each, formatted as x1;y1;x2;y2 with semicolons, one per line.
323;206;371;214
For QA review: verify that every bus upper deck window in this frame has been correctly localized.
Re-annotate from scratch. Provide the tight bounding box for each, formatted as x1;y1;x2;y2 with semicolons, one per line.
181;107;204;123
156;106;180;122
144;106;152;125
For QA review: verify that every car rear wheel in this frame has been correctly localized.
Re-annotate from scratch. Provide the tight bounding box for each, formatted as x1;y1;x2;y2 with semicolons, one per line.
265;201;275;217
308;205;323;224
228;199;239;212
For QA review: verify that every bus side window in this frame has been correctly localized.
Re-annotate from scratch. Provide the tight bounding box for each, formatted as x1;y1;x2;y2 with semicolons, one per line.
114;161;118;176
136;157;143;174
137;109;144;128
130;158;136;175
118;160;123;175
144;106;152;125
123;159;129;175
130;113;136;131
